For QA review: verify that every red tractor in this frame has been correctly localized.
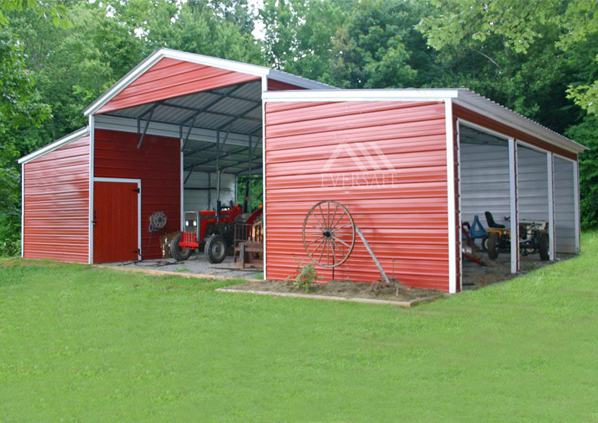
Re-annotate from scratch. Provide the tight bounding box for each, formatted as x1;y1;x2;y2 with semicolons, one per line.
170;201;262;264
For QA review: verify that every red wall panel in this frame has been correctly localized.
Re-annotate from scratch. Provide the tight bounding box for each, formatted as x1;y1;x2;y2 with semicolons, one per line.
23;135;90;263
97;58;260;114
265;101;450;291
94;129;180;260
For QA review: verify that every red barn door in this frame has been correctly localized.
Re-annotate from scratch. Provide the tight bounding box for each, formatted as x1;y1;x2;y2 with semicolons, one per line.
93;180;140;263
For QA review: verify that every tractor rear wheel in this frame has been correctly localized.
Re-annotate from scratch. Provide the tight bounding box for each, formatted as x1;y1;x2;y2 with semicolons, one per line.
487;232;500;259
538;230;550;261
170;234;192;262
205;234;227;264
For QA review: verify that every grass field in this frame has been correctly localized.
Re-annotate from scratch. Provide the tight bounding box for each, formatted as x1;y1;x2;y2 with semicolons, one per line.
1;233;598;422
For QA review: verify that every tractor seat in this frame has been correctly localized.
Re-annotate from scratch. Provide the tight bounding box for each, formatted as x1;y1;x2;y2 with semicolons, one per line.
485;211;505;229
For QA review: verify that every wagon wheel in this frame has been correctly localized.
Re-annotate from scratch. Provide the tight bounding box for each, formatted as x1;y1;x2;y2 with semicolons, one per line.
302;201;356;268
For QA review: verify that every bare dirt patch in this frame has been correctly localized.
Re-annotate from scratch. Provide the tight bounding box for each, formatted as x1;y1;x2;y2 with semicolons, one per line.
227;279;444;304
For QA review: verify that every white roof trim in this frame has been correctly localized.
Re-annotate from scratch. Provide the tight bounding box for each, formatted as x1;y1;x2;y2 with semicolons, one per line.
83;48;334;116
262;89;460;103
263;88;586;155
18;127;89;164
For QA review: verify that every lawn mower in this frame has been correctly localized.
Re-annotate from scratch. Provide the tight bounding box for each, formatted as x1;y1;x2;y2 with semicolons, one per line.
484;211;550;261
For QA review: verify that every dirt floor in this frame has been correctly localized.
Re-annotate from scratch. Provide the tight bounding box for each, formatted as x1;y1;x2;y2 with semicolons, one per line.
106;255;262;279
228;279;444;303
462;252;575;289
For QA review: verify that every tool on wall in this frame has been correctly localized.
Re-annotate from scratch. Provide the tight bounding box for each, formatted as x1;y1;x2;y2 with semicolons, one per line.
144;211;168;258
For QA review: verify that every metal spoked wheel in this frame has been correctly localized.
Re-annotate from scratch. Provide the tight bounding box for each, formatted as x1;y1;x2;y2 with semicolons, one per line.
302;200;356;268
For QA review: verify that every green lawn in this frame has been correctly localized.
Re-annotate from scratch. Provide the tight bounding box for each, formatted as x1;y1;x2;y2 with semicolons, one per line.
1;234;598;422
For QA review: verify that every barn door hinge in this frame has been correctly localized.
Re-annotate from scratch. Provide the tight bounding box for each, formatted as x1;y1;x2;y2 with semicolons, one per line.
132;188;140;193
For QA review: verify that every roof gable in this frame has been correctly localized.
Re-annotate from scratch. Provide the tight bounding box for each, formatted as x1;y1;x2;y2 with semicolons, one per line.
84;48;335;116
96;57;260;114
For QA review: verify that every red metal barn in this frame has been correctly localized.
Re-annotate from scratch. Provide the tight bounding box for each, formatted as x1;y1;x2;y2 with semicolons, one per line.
19;49;585;293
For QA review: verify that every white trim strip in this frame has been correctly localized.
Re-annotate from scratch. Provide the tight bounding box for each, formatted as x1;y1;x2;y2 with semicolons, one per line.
263;89;460;103
508;138;519;274
89;117;95;264
455;120;463;292
18;127;89;164
261;75;267;281
445;100;457;294
180;138;184;232
94;177;142;184
21;163;24;258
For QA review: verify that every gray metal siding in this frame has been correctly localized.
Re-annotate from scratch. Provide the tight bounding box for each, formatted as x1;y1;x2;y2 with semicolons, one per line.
184;172;236;211
460;142;511;230
517;146;549;221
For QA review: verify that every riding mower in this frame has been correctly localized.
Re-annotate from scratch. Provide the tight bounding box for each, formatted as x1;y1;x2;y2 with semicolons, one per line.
484;211;550;261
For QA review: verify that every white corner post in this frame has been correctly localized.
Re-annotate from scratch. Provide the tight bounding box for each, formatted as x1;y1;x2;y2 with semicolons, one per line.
88;115;95;265
508;138;519;274
180;138;185;232
455;119;463;292
261;75;267;281
445;99;458;293
547;153;556;261
21;163;25;258
573;159;581;253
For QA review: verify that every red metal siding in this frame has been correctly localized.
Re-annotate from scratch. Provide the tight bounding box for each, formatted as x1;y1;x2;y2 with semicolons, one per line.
97;58;260;114
453;104;577;160
94;129;180;260
23;135;90;263
267;78;307;91
265;101;450;291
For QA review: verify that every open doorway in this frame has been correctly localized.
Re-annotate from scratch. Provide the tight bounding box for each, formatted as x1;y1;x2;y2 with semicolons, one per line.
458;124;561;289
95;79;265;277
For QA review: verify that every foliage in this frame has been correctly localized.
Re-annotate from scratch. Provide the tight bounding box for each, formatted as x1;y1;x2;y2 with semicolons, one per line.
0;30;50;257
0;0;71;28
236;175;263;211
566;115;598;228
1;232;598;420
287;261;319;292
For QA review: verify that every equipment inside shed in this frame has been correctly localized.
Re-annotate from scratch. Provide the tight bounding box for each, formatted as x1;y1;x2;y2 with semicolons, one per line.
95;79;265;276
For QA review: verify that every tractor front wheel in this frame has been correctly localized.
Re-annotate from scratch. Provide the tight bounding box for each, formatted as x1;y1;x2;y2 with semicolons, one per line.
205;234;227;264
482;235;489;252
487;232;500;259
170;234;192;261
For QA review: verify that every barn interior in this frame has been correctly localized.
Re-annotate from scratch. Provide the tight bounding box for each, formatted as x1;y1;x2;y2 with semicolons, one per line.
94;79;265;277
459;124;578;289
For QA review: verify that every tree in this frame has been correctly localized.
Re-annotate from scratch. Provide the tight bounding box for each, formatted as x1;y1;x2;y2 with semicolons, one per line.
561;0;598;115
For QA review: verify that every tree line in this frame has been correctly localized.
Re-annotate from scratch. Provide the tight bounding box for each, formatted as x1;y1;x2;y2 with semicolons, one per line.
1;0;597;255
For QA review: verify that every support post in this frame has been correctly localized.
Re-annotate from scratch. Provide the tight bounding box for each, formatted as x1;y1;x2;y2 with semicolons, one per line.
207;172;211;209
248;135;253;213
573;159;580;253
547;153;556;261
216;131;221;204
509;138;519;274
